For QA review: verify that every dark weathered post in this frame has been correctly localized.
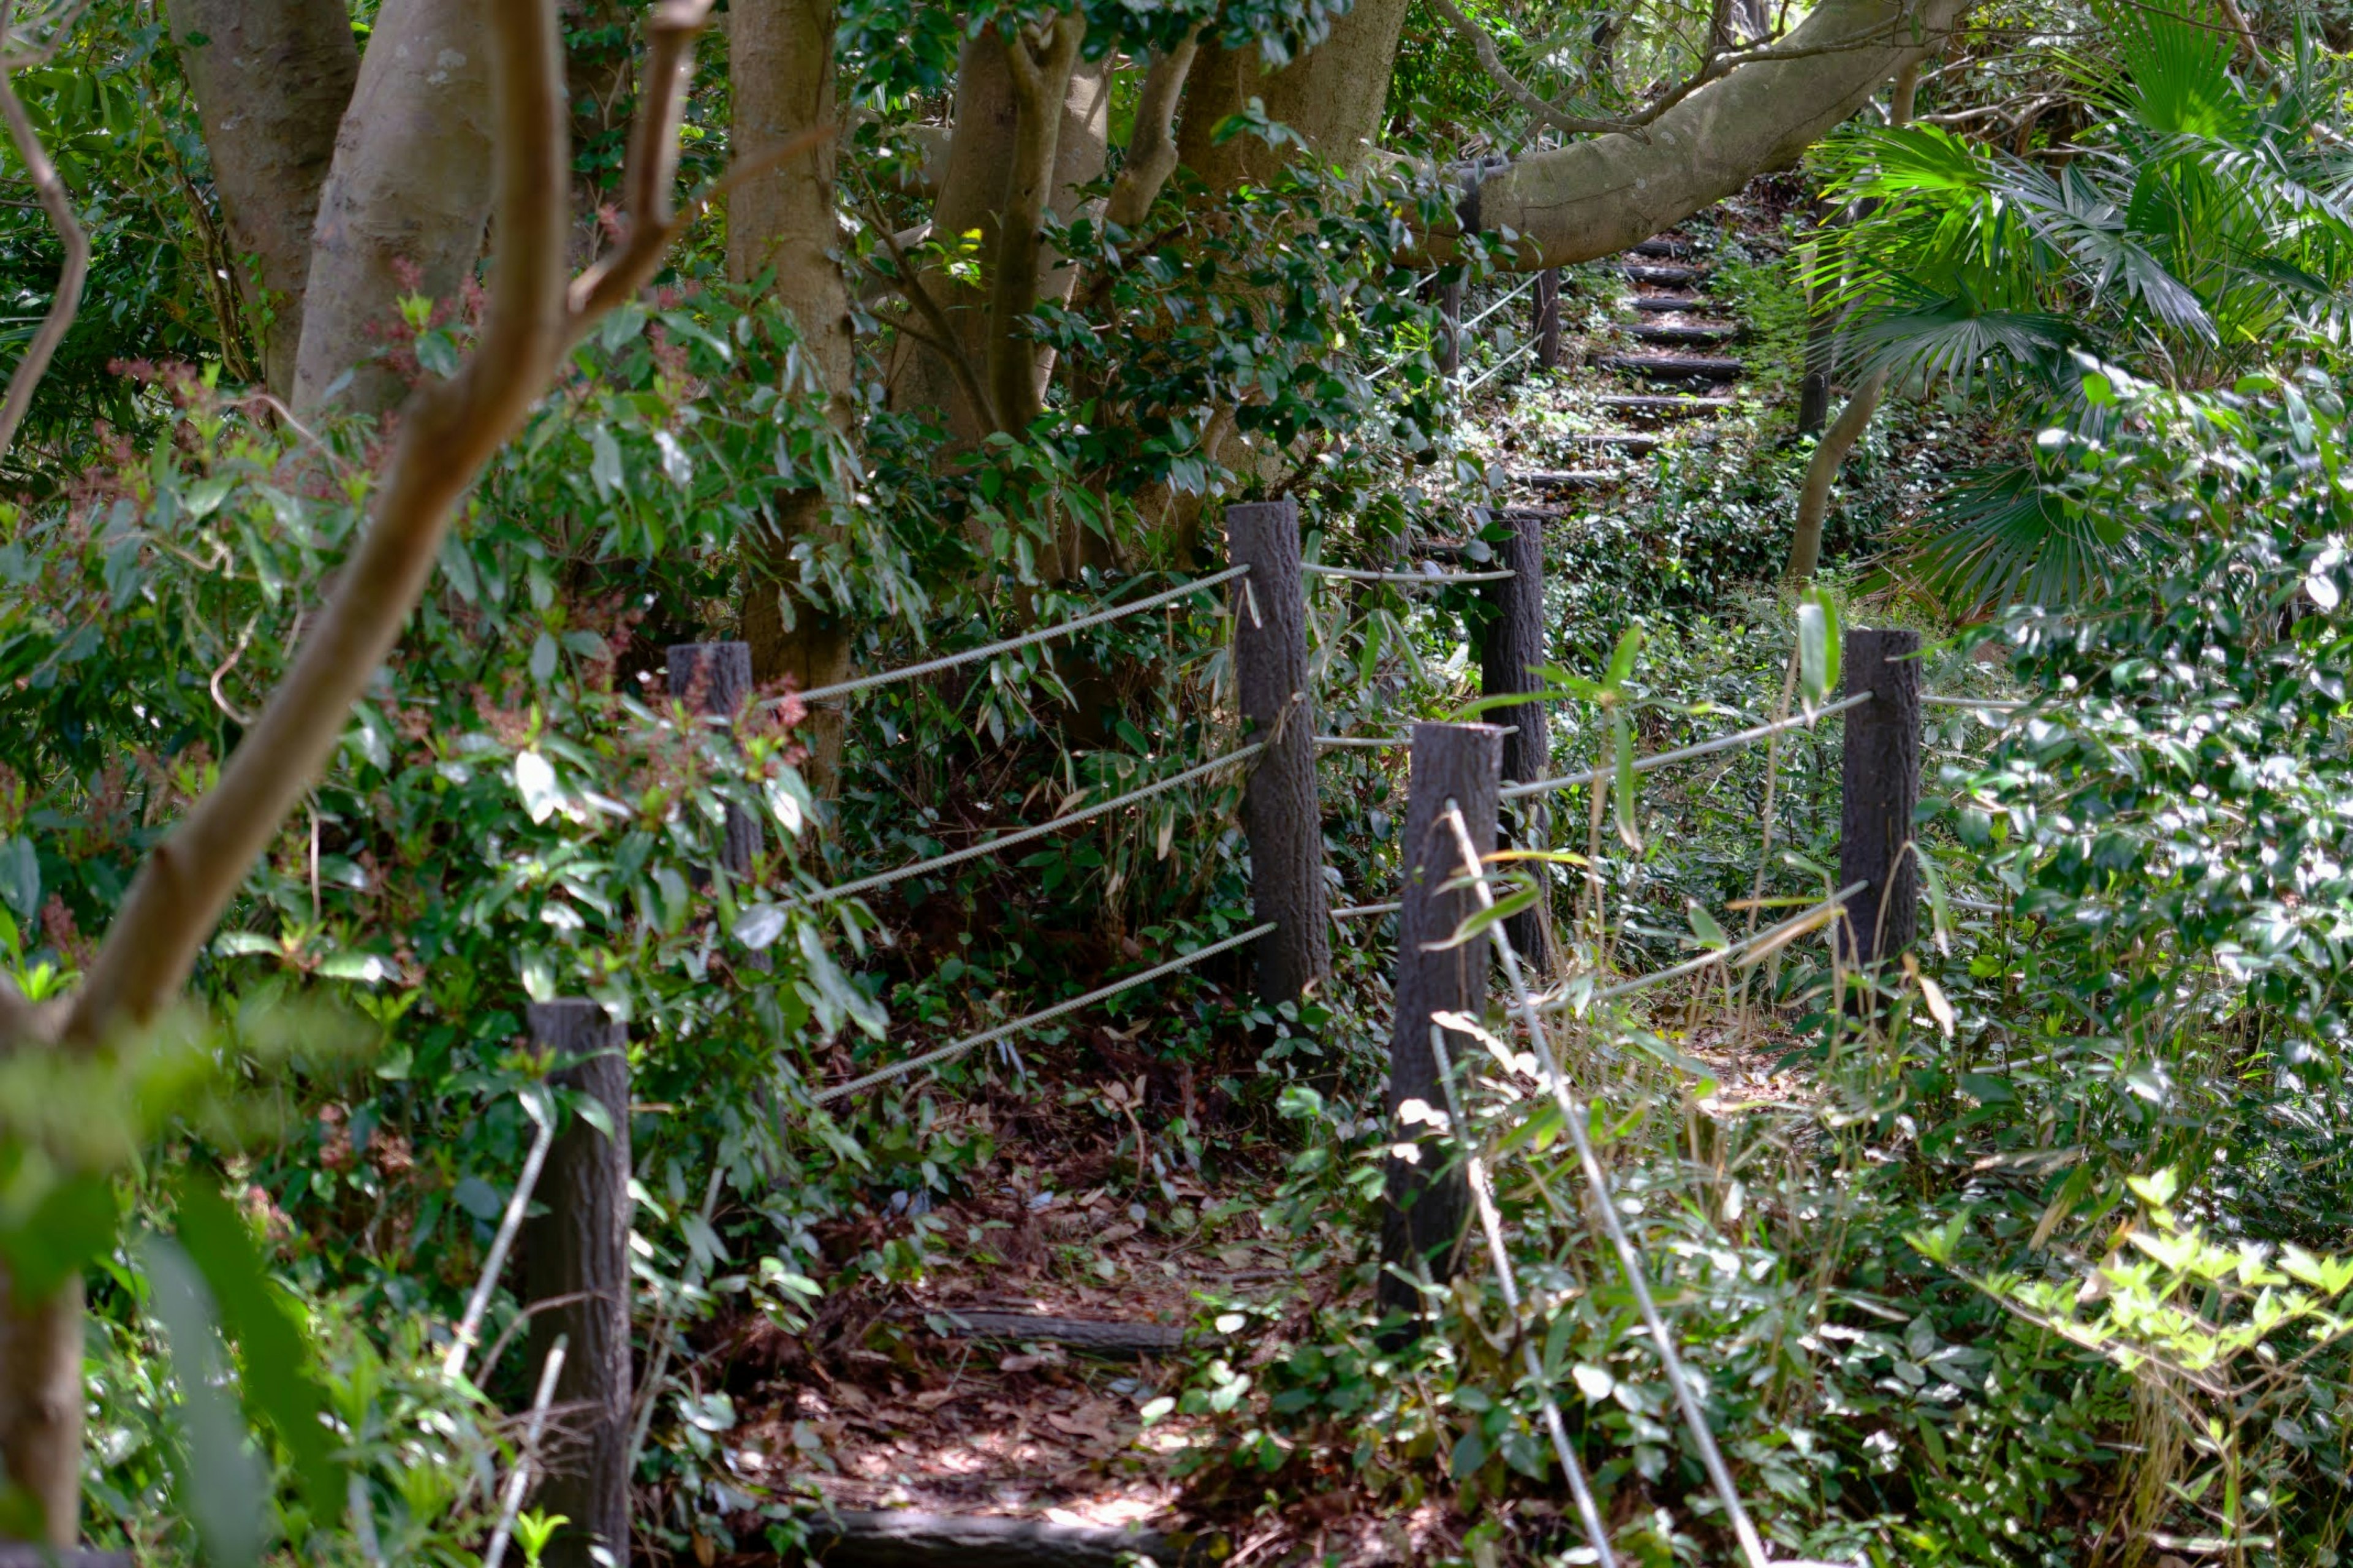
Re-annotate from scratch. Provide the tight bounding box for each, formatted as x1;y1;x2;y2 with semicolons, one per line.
667;642;762;878
1836;629;1921;971
1480;507;1554;971
1533;268;1563;369
521;1000;632;1568
1377;722;1503;1324
1224;499;1329;1006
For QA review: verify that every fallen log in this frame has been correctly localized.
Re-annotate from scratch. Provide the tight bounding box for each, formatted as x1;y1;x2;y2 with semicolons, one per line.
1596;352;1744;381
1594;393;1737;417
1623;262;1703;286
798;1510;1211;1567
913;1309;1203;1358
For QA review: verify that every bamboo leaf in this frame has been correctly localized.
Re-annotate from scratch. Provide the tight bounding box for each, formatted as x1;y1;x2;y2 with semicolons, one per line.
1611;713;1642;850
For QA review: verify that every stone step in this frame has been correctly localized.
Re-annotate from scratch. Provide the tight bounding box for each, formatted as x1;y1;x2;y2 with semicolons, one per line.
1626;320;1739;347
1624;262;1704;287
1593;393;1738;418
1596;352;1744;382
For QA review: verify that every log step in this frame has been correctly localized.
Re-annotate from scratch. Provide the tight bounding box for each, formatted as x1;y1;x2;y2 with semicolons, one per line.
1596;352;1744;381
798;1510;1210;1567
1626;320;1738;347
1518;469;1614;491
1630;294;1711;312
917;1309;1197;1358
1632;237;1694;258
1594;394;1738;418
1624;262;1703;286
1565;431;1661;454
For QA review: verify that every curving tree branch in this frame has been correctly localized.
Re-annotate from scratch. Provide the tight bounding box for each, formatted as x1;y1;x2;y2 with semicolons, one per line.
0;0;88;468
65;0;718;1048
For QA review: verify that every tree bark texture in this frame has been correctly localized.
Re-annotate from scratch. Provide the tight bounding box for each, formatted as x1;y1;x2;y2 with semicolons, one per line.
1836;629;1920;971
1377;722;1502;1323
1224;499;1329;1006
0;1274;82;1545
521;1000;632;1568
888;29;1107;447
1477;0;1968;268
1482;507;1553;971
168;0;358;396
730;0;854;792
1174;0;1413;189
294;0;499;416
667;642;763;879
1533;268;1562;368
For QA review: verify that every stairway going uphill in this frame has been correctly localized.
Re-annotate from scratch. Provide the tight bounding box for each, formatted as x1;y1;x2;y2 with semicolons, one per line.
1502;218;1748;507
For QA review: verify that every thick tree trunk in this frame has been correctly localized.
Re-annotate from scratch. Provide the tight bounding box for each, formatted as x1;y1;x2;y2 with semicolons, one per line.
1174;0;1413;187
730;0;855;791
886;28;1107;447
1477;0;1967;267
293;0;499;417
168;0;358;397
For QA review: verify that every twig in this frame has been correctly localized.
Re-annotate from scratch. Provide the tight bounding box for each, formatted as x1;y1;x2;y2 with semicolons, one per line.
480;1336;568;1568
442;1093;556;1383
0;0;88;464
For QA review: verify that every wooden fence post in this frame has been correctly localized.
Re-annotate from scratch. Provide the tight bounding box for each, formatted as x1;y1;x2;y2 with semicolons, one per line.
667;642;762;879
1836;628;1921;971
1377;721;1503;1324
1533;268;1563;369
1224;499;1330;1007
521;999;632;1568
1481;507;1554;971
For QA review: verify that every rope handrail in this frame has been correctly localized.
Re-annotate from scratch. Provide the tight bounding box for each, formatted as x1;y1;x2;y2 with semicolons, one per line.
1539;881;1868;1014
1499;689;1873;801
1317;734;1409;749
813;923;1273;1103
1461;336;1537;396
1436;803;1774;1568
1459;273;1539;335
811;743;1264;904
1303;562;1515;585
1925;694;2020;711
781;564;1250;708
1333;900;1403;920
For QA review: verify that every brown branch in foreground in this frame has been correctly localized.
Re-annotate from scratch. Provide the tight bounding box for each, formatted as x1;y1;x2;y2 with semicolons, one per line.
0;0;88;465
64;0;716;1047
1427;0;1927;142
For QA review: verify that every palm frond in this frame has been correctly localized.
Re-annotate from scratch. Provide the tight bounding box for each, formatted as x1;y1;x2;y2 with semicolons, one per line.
1891;464;2145;615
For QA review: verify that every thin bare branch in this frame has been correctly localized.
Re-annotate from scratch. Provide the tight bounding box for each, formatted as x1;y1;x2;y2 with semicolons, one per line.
567;0;717;336
0;0;86;464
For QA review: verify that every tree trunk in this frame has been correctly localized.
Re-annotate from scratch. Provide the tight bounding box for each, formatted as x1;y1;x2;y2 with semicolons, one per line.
293;0;499;417
167;0;358;398
1785;369;1885;581
0;1274;82;1546
886;28;1108;448
730;0;855;792
1476;0;1968;267
1173;0;1413;189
